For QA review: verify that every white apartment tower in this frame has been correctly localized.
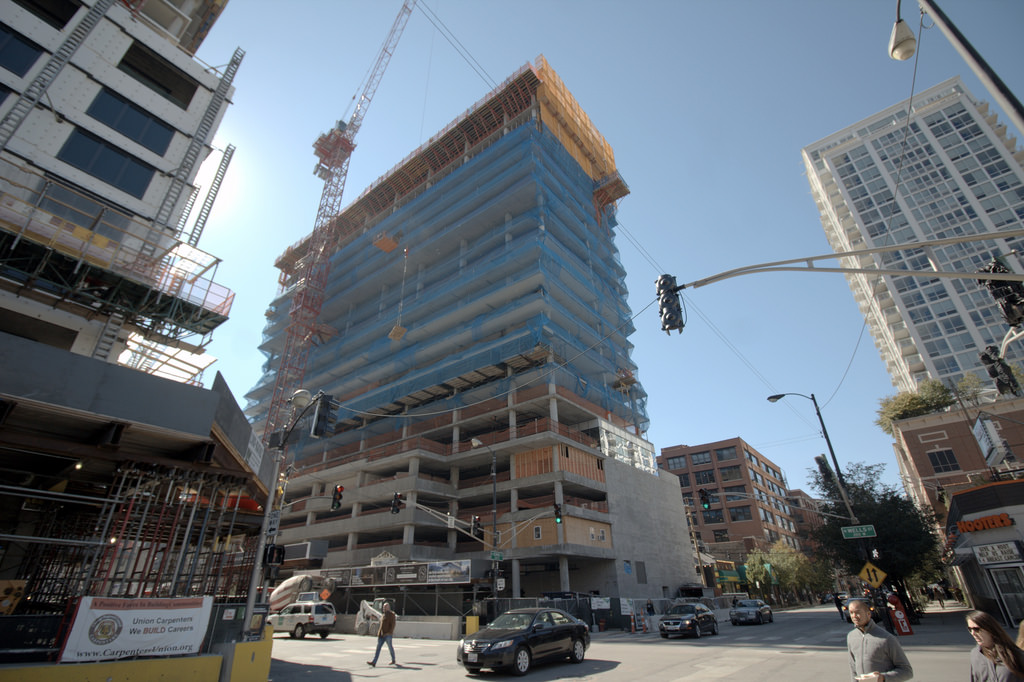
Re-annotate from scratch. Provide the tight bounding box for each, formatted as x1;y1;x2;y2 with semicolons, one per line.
803;78;1024;393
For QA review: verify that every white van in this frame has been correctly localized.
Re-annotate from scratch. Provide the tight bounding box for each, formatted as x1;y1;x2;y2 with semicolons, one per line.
268;599;337;639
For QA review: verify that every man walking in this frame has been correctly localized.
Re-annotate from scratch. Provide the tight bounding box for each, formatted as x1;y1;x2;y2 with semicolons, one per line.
847;598;913;682
367;602;397;667
834;593;845;620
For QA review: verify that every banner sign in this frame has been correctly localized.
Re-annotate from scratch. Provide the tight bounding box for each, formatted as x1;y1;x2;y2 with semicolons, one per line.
60;596;213;662
332;560;471;587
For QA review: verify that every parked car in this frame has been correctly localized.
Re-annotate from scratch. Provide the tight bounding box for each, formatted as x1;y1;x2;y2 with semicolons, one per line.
267;599;337;639
730;599;773;625
457;607;590;675
658;602;718;639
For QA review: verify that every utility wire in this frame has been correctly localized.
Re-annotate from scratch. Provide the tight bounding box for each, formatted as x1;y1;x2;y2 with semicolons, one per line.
416;1;496;90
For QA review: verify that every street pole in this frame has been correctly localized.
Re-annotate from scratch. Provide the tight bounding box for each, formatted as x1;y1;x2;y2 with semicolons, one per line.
471;438;499;600
808;393;859;525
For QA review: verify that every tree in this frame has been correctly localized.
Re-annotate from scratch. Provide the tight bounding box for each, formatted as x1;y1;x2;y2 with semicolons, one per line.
875;379;954;435
808;461;942;585
954;373;984;406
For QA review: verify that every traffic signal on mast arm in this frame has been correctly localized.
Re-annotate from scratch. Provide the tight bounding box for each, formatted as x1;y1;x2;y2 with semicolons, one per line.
698;488;711;510
390;492;403;514
310;394;336;438
553;503;562;524
331;485;344;510
655;274;684;335
977;257;1024;327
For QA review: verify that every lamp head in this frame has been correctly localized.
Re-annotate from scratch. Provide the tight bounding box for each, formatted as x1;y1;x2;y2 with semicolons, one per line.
470;437;483;448
766;394;785;403
289;389;313;410
888;18;916;60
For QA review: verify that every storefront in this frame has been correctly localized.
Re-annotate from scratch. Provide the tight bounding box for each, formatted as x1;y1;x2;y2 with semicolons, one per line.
944;480;1024;625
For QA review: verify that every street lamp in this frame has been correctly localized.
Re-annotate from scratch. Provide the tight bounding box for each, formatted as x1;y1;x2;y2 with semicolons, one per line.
766;393;859;524
244;389;319;636
887;0;1024;140
470;437;498;600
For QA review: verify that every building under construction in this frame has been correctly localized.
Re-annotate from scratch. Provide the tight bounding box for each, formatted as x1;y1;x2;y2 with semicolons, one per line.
246;56;697;603
0;1;275;674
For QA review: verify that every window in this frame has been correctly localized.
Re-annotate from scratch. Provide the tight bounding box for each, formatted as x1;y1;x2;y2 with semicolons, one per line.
690;451;712;465
713;530;729;542
11;0;81;29
635;561;648;584
927;449;961;473
694;470;716;485
87;88;174;155
701;509;724;524
715;446;737;461
57;129;155;198
665;455;686;469
118;42;198;109
724;485;746;501
0;23;43;77
677;473;690;487
719;465;742;482
533;526;541;540
599;529;606;541
729;506;753;522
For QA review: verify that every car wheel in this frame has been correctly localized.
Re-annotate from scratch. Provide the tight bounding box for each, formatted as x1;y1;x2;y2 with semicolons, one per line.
569;638;586;663
319;631;329;639
731;620;737;626
712;620;719;635
756;613;763;625
464;666;481;675
355;621;369;636
660;633;669;639
293;624;305;639
693;624;701;639
511;646;531;676
769;613;774;623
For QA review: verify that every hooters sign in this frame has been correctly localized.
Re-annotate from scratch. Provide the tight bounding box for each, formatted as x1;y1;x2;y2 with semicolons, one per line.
957;513;1013;534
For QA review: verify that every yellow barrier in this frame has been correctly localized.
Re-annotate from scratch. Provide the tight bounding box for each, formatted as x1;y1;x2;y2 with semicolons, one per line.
465;615;480;635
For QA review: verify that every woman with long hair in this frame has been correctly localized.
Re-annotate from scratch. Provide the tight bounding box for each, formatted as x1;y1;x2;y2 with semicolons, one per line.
966;610;1024;681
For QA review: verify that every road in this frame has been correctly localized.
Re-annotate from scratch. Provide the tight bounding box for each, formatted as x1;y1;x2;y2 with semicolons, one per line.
267;603;976;681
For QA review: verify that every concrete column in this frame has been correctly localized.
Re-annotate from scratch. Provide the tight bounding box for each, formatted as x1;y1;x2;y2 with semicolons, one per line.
511;557;521;598
409;456;420;478
551;444;560;472
447;499;459;550
347;533;358;551
403;524;415;544
559;555;570;592
510;488;518;513
548;395;558;423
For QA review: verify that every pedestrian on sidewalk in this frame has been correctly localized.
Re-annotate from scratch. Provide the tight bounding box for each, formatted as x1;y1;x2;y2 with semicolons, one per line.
847;599;914;682
932;586;945;609
966;610;1024;682
835;593;846;621
1017;620;1024;649
367;602;397;668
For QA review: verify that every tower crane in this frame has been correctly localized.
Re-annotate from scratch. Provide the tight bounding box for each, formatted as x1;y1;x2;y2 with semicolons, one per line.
263;1;416;442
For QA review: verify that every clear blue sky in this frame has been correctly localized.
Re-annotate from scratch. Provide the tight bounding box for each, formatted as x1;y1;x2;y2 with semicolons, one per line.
192;0;1024;492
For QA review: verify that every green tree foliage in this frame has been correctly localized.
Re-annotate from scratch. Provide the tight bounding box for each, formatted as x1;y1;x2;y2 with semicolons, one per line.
955;373;984;406
875;379;954;436
809;461;943;583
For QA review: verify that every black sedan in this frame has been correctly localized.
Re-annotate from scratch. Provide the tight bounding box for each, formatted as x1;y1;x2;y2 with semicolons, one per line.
729;599;773;625
658;602;718;639
456;607;590;675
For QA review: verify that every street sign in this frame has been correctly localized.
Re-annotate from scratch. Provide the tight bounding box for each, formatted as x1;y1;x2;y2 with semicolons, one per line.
496;578;506;591
267;510;281;536
490;551;503;561
841;524;877;539
859;561;887;588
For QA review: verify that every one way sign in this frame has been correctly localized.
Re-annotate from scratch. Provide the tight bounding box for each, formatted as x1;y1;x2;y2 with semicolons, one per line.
859;560;887;588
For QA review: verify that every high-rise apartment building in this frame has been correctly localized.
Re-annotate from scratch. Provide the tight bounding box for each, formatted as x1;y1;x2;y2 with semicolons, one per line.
803;77;1024;393
246;57;698;600
658;438;801;563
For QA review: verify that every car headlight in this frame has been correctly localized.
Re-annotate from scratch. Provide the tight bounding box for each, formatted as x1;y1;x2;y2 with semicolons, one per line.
490;639;514;650
682;619;692;626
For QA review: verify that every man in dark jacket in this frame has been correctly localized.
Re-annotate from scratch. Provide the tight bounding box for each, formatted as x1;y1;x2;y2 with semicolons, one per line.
367;602;397;667
847;599;913;682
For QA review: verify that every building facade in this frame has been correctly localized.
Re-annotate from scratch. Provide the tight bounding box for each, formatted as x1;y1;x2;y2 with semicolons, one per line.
803;77;1024;394
245;57;698;601
658;437;801;563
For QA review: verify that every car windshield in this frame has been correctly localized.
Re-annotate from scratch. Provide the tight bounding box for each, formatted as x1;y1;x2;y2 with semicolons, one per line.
666;605;696;615
737;600;760;608
490;612;533;630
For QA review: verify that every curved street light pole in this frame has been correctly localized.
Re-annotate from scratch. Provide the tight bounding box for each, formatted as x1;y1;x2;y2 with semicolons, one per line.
767;393;859;524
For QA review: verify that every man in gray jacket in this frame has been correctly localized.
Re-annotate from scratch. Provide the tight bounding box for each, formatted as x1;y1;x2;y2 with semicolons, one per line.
847;599;914;682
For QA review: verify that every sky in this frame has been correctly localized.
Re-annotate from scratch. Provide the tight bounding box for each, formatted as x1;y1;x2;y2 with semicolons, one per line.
190;0;1024;494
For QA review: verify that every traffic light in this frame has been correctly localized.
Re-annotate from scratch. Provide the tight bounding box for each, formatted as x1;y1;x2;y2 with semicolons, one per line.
698;488;711;510
814;455;835;483
471;515;483;539
331;485;344;510
553;503;562;524
980;345;1023;396
390;492;403;514
655;274;684;335
977;258;1024;327
264;544;285;566
310;394;336;438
